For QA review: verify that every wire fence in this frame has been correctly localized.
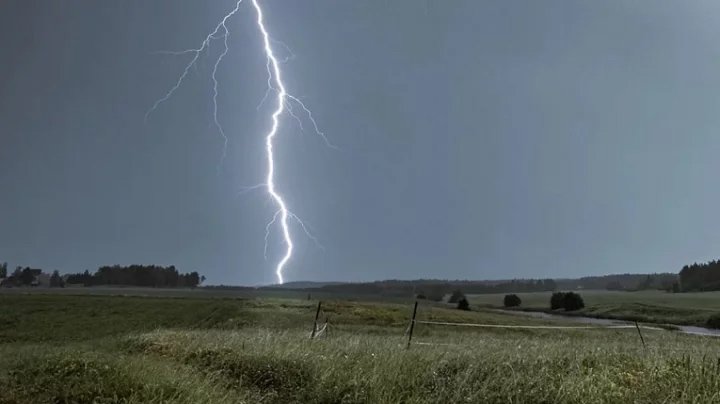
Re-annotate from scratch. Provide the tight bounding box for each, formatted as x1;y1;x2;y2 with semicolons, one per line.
403;301;663;348
415;319;663;331
307;300;720;354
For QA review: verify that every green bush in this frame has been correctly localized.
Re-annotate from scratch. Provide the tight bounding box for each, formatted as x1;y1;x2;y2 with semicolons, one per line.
563;292;585;311
706;313;720;329
457;298;470;311
550;292;585;311
503;294;521;308
448;290;465;303
550;292;566;310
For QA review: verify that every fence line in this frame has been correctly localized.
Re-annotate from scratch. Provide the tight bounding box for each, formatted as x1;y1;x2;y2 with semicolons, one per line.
415;319;663;331
405;301;668;348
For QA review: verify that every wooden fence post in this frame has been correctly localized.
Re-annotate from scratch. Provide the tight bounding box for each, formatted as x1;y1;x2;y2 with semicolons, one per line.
310;301;322;339
406;301;418;348
634;321;646;348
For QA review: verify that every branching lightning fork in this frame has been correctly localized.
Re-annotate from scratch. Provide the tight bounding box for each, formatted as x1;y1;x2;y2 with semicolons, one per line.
147;0;330;284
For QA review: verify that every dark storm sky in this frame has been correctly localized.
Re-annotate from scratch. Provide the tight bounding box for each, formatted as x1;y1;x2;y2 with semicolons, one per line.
2;1;720;285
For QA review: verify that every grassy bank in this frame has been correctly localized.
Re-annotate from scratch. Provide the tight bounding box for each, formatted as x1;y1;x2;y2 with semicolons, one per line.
2;293;720;403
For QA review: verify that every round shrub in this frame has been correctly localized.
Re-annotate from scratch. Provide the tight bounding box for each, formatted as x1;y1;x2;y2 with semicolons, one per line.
448;290;465;304
457;298;470;311
549;291;585;311
563;292;585;311
707;313;720;329
550;292;566;310
503;294;521;308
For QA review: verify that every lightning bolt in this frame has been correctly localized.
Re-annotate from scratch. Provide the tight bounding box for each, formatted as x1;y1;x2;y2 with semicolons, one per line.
253;0;298;285
145;1;242;168
147;0;330;285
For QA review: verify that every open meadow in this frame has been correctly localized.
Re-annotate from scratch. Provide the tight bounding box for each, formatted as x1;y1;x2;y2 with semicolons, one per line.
3;291;720;403
469;290;720;328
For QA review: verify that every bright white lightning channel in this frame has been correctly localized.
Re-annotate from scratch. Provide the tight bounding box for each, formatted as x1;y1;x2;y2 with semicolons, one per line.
147;0;331;285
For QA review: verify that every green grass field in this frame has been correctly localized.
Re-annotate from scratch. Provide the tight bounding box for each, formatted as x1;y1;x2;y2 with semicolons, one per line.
3;292;720;403
468;290;720;327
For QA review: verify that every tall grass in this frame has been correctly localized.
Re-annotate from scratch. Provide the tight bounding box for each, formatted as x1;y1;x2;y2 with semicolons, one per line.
3;294;720;403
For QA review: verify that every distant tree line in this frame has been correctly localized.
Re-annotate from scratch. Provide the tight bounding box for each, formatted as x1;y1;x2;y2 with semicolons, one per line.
304;276;687;298
65;265;204;288
462;279;558;294
679;260;720;292
1;266;64;288
555;273;678;292
313;279;558;301
304;274;684;298
49;270;64;287
1;261;204;289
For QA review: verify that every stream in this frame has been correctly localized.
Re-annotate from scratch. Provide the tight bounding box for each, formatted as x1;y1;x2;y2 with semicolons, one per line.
495;309;720;337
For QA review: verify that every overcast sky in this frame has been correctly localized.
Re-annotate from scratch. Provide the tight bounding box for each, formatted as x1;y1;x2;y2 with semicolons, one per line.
2;1;720;285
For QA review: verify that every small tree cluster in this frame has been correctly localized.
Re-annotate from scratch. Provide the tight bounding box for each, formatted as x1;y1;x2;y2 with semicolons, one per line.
680;260;720;291
49;270;64;288
448;290;465;303
550;292;585;311
707;313;720;329
3;267;42;287
457;297;470;311
503;294;521;308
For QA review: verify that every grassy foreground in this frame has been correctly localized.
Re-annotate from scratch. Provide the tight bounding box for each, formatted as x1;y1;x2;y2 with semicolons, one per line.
2;293;720;403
